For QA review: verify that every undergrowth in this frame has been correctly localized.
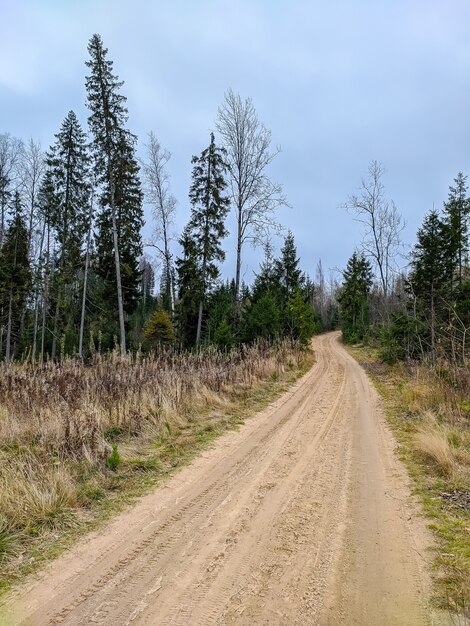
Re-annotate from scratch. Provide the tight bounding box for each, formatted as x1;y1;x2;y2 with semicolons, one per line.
347;344;470;619
0;340;313;594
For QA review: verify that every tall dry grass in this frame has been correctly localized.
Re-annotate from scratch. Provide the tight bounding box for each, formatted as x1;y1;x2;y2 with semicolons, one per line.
398;363;470;484
0;340;307;589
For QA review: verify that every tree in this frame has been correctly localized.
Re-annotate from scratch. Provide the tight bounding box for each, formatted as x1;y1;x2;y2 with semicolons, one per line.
175;226;203;347
252;241;278;299
41;111;91;357
442;172;469;290
0;193;31;362
344;161;404;303
20;139;45;260
142;132;176;317
85;33;143;353
275;231;303;300
287;289;316;346
338;252;373;343
242;291;281;342
79;185;95;358
187;132;230;345
144;309;175;350
216;89;287;316
0;134;23;246
408;209;447;358
95;132;144;320
205;282;234;349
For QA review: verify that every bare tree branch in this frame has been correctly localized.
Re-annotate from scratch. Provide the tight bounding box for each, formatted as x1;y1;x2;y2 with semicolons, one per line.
343;160;405;301
141;132;176;316
216;89;287;310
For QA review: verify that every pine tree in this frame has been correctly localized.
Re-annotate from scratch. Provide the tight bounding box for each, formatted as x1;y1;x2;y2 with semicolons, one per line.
287;289;316;346
205;282;234;349
41;111;90;357
338;252;373;343
95;132;144;318
175;226;202;348
252;241;280;300
274;231;305;336
408;209;447;358
187;132;230;345
144;309;175;350
442;172;469;289
0;193;31;361
241;291;281;342
85;33;143;353
275;231;303;299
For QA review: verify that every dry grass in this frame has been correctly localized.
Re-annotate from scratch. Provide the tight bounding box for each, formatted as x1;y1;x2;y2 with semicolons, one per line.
415;428;457;478
349;344;470;616
0;340;310;592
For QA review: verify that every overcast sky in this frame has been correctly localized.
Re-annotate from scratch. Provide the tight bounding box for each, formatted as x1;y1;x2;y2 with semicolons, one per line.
1;0;470;284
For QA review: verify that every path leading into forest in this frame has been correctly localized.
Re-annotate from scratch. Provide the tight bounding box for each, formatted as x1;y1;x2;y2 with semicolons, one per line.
1;333;444;625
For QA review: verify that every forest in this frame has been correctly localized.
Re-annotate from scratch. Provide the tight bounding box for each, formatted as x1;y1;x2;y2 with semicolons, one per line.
2;34;467;365
0;34;323;362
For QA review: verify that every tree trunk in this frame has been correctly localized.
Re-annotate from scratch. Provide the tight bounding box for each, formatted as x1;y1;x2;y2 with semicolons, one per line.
196;299;204;346
40;223;50;363
32;219;46;362
430;287;435;362
163;226;175;318
196;143;214;346
79;194;93;358
109;172;126;354
51;294;61;360
5;290;13;363
233;205;243;326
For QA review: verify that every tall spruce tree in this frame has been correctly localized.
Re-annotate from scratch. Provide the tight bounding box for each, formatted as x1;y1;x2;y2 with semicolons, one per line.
274;231;306;337
408;209;447;358
41;111;90;357
95;132;144;318
0;192;31;361
275;231;303;299
85;33;143;352
443;172;469;289
252;242;279;300
338;252;373;342
187;133;230;345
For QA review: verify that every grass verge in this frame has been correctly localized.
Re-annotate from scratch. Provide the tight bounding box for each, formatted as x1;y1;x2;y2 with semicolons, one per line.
0;341;313;596
346;343;470;618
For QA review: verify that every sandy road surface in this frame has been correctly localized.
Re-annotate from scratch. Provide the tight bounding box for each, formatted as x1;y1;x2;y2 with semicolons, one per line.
1;332;443;625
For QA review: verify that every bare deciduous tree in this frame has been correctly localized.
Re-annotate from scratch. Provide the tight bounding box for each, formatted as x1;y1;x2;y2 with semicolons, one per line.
142;132;176;317
0;133;23;245
216;89;287;315
343;160;404;301
19;138;45;259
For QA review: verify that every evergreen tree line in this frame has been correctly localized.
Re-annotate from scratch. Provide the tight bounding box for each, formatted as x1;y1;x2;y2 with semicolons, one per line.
338;168;470;365
0;34;330;361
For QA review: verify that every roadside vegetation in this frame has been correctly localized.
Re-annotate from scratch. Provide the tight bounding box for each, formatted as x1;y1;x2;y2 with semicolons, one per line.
0;340;313;594
336;163;469;617
347;345;470;616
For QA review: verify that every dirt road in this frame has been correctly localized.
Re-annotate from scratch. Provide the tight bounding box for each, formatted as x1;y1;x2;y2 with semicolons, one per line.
1;333;443;625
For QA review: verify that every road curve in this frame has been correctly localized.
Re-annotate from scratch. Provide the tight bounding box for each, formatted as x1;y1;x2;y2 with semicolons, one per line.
1;332;442;625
